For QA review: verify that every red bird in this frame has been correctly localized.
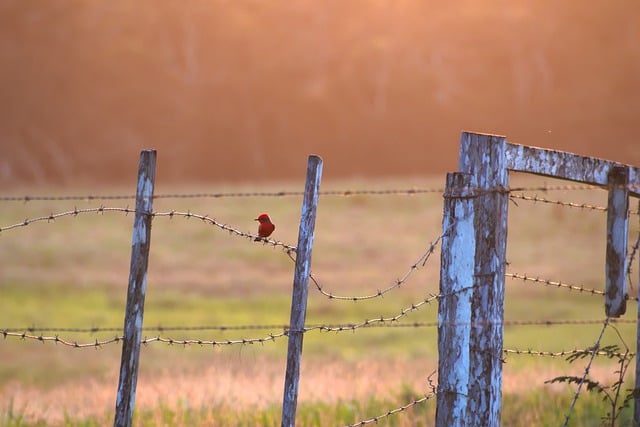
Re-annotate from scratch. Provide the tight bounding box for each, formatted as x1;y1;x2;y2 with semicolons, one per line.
254;213;275;241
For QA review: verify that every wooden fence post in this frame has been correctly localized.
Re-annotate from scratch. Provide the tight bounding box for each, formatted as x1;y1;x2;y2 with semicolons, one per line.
114;150;157;427
605;166;629;317
459;132;509;427
281;155;323;427
436;172;476;427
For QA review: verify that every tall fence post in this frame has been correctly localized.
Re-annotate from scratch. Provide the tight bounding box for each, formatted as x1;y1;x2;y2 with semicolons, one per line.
605;166;629;317
459;132;509;426
114;150;157;427
436;172;476;427
281;155;323;427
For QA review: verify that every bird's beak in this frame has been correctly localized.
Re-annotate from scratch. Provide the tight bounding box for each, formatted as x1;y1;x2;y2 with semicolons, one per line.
254;218;259;221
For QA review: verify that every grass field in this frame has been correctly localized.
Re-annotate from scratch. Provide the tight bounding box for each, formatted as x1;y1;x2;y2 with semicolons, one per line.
1;175;639;426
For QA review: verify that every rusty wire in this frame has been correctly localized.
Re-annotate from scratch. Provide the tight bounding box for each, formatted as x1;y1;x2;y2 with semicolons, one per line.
0;188;441;202
503;347;634;360
510;193;607;212
308;230;445;301
0;206;297;253
508;272;611;298
0;206;133;233
0;329;287;348
510;192;640;215
0;183;618;203
3;317;635;337
508;270;640;302
344;388;437;427
3;318;636;350
0;204;445;301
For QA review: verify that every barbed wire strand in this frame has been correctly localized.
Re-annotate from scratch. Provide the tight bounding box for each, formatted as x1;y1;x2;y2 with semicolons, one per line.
0;207;297;253
0;184;620;203
504;347;634;360
0;206;131;233
307;229;446;301
507;271;627;300
2;192;637;238
3;321;637;358
506;272;606;296
0;330;288;348
510;192;640;215
344;374;437;427
345;394;434;427
510;193;606;212
3;317;636;336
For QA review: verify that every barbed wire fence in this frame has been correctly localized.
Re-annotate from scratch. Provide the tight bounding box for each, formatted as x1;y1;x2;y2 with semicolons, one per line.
2;138;640;426
2;188;639;426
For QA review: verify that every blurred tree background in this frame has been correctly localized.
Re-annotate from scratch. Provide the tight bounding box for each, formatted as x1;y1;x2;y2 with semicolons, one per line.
1;0;638;185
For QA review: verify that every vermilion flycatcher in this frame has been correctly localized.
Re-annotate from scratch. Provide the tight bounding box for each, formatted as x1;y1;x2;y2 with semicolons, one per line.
254;213;275;241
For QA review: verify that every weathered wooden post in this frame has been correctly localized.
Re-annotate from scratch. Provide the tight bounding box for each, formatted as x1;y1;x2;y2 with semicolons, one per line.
114;150;156;427
459;132;509;426
437;132;640;424
605;166;629;317
436;172;476;426
281;155;323;427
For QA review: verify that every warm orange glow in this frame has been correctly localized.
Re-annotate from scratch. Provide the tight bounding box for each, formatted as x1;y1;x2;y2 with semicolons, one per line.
1;1;639;185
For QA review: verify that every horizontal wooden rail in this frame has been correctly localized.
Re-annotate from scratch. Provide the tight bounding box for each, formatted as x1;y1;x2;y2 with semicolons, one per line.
505;143;640;197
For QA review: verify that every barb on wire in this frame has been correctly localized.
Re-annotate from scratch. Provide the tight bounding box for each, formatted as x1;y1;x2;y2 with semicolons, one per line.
308;230;446;301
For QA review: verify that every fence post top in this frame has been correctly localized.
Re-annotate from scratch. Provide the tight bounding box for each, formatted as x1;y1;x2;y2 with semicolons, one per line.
461;130;507;139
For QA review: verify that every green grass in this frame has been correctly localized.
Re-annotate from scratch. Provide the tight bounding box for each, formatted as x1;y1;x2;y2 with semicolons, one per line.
1;176;639;425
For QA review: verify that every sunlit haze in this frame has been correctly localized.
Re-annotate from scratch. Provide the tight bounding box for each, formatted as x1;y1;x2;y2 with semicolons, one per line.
1;1;638;184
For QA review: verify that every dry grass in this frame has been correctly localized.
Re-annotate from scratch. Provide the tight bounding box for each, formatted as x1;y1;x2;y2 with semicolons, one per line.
2;356;630;425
